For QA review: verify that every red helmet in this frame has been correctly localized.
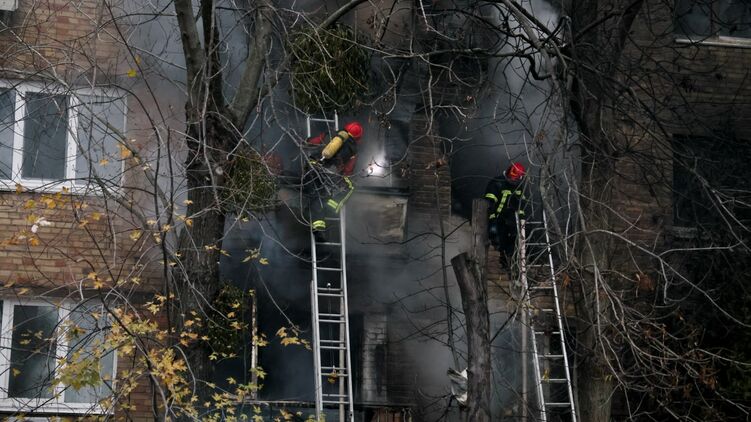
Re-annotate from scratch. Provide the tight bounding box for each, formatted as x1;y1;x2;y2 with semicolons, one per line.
344;122;363;140
506;162;526;182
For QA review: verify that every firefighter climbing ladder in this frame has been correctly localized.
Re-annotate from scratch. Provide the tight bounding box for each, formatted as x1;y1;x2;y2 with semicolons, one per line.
517;211;578;422
307;114;355;422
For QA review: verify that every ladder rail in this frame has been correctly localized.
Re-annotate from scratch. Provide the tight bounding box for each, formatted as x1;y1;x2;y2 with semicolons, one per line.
308;113;353;422
542;211;578;422
518;219;548;422
518;211;578;422
310;233;324;418
339;208;355;421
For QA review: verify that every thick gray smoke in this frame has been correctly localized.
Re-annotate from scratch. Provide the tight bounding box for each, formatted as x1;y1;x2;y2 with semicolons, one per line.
120;0;570;419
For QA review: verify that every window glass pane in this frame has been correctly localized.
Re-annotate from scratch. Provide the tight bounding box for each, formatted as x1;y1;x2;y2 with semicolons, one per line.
717;0;751;37
9;305;58;399
76;96;124;184
674;0;713;36
64;304;114;403
22;93;68;180
0;90;14;179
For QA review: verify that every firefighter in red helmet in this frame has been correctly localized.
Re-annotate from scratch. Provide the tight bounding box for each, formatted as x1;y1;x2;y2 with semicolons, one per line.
305;121;363;237
484;162;526;268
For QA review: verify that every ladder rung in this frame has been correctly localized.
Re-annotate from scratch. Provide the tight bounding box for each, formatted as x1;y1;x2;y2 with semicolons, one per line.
320;339;344;344
321;345;347;350
534;331;561;335
321;372;349;377
526;243;548;246
321;366;347;371
318;287;342;293
319;318;345;323
319;313;343;318
325;217;340;221
317;242;342;246
322;393;349;397
318;292;343;297
317;266;342;272
322;400;350;405
529;285;554;291
309;117;337;122
542;378;569;383
540;354;564;358
545;402;573;408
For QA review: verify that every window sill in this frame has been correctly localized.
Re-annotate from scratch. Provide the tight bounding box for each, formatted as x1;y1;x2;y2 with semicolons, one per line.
0;399;110;415
0;179;121;196
675;35;751;49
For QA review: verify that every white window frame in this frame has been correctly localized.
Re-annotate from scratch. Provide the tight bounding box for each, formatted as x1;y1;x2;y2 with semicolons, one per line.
0;298;116;415
0;80;128;193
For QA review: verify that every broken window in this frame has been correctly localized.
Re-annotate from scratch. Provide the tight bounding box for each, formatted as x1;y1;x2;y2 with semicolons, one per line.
675;0;751;38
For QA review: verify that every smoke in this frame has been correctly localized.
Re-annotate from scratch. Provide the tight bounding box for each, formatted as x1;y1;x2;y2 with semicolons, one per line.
115;0;571;417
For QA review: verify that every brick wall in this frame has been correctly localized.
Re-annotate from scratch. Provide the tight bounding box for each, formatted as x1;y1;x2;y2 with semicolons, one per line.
407;109;451;222
361;314;388;404
579;1;751;268
0;0;122;82
0;1;160;418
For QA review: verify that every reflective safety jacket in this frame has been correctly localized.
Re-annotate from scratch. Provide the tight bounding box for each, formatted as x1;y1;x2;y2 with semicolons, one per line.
307;130;358;176
484;176;524;223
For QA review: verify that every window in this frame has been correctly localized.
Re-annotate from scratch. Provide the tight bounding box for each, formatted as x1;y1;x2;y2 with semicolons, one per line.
675;0;751;39
0;81;127;191
672;135;751;229
0;299;115;414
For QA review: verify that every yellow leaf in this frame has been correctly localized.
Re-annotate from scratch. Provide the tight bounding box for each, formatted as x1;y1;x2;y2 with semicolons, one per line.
12;368;20;376
129;230;142;241
23;199;35;209
184;218;193;227
183;199;193;205
28;237;39;246
126;68;137;78
119;144;133;159
87;272;97;280
99;158;109;166
15;183;23;194
91;212;102;221
259;258;269;265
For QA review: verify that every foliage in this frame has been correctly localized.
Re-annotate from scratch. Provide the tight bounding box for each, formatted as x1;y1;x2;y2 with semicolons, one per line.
224;147;278;215
289;24;370;113
206;283;254;356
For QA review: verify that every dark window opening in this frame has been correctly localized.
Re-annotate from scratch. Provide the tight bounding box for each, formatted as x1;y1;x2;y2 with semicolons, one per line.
675;0;751;38
672;135;751;231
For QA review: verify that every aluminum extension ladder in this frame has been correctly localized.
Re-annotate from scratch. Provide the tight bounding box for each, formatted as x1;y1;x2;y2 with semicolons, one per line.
517;211;577;422
307;114;354;422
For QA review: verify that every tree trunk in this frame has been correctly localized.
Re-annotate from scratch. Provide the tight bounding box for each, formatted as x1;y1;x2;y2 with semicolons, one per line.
173;113;231;405
578;327;615;422
452;253;491;422
450;199;491;422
